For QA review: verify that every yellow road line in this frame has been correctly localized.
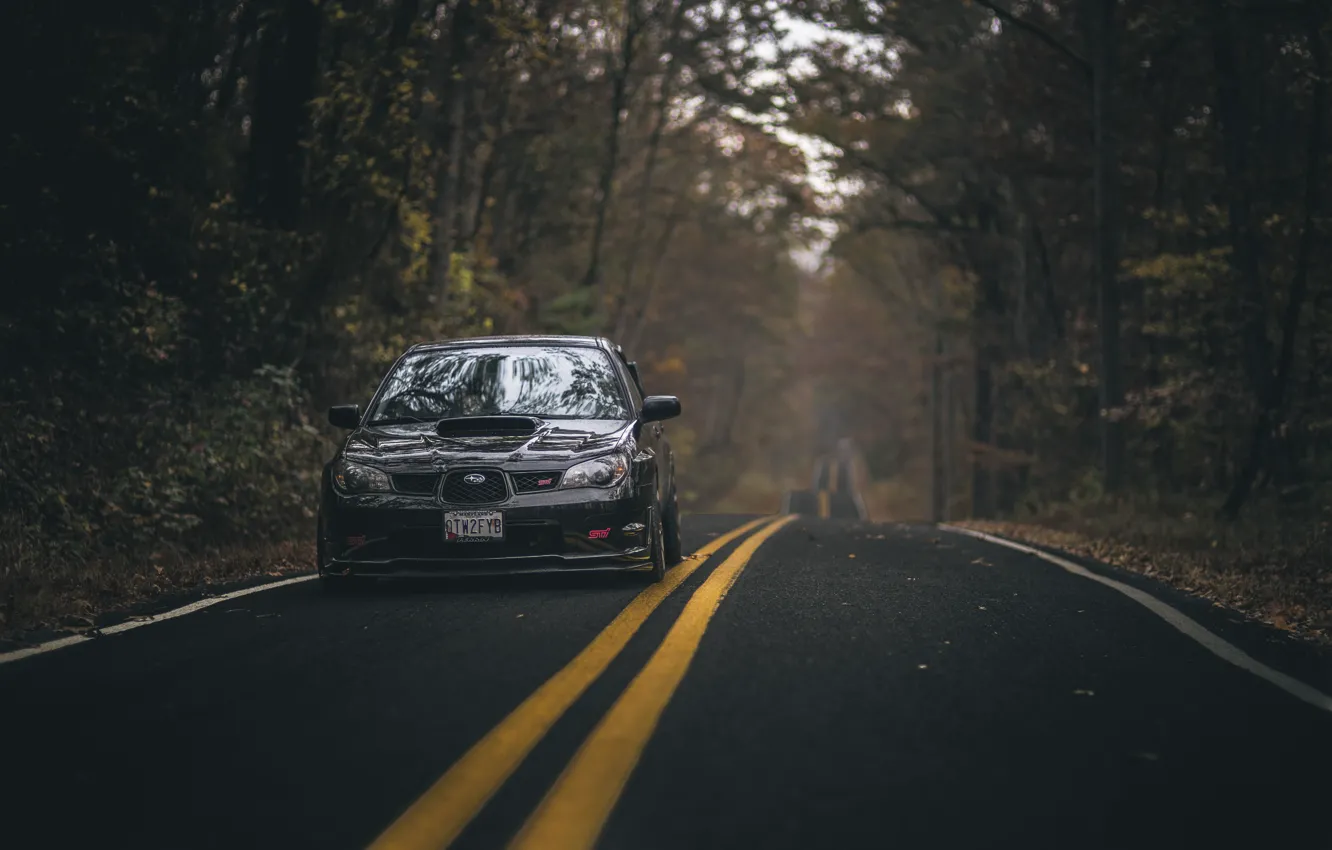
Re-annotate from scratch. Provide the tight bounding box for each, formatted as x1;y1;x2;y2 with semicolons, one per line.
368;515;777;850
817;489;830;518
828;459;839;493
508;514;798;850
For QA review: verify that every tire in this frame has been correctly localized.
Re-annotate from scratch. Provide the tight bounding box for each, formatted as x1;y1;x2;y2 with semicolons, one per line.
662;485;683;565
644;503;667;583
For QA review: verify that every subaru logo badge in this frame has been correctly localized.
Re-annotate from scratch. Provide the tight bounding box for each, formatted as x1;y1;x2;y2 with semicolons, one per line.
464;473;486;485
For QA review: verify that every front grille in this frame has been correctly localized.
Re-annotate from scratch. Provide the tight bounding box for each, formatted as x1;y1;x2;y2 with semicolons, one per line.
512;471;562;493
392;473;439;495
440;468;508;504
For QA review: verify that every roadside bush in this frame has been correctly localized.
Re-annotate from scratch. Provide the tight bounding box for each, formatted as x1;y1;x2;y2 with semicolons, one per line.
0;364;331;633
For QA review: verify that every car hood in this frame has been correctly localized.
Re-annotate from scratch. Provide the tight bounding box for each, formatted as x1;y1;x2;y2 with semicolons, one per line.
340;418;634;467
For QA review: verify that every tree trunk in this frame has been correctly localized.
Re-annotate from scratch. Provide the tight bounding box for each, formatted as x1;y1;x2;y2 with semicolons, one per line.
972;358;994;519
623;191;688;353
367;0;421;132
431;92;467;294
1220;1;1326;517
1211;1;1272;518
931;272;946;523
215;0;260;116
943;334;956;522
468;86;512;244
581;6;641;315
1085;0;1125;493
612;3;687;339
968;197;1004;520
428;0;475;296
246;0;324;228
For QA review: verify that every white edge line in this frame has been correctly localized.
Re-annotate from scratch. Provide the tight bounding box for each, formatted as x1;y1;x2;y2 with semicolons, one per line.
941;525;1332;714
0;574;318;666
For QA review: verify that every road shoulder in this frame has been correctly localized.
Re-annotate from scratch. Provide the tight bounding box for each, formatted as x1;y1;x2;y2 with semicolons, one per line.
943;523;1332;700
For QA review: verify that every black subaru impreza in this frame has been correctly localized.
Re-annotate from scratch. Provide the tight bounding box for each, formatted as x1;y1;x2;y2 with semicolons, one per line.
317;335;683;589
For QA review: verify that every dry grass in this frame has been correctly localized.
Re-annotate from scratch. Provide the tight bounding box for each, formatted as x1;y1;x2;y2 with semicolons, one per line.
954;506;1332;645
1;539;314;642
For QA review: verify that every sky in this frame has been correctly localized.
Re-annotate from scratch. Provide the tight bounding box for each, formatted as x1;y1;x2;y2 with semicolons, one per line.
743;12;887;271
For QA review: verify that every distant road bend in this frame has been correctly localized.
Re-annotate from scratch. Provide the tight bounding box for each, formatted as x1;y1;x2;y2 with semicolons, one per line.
2;448;1332;849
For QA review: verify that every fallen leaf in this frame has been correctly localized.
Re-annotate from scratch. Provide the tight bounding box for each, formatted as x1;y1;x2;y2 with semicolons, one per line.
847;553;857;559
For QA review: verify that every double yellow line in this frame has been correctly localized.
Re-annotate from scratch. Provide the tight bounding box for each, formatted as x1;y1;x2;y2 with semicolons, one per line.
370;513;796;850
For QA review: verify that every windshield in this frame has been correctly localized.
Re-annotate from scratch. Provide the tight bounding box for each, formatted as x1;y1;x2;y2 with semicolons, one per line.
367;345;630;423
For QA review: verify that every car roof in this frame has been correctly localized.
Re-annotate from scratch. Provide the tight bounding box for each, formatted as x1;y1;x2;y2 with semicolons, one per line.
407;334;620;354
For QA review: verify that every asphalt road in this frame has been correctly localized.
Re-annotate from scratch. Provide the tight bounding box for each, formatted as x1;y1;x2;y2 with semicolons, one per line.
785;451;863;519
3;483;1332;848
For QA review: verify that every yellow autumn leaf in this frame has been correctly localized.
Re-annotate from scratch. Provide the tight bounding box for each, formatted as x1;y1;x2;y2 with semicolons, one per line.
653;356;687;376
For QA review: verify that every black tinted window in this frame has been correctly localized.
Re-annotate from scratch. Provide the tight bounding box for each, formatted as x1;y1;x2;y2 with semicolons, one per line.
368;346;629;422
619;359;643;410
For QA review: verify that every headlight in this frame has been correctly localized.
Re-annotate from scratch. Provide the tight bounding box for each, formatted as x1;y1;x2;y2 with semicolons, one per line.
332;459;391;494
560;452;630;489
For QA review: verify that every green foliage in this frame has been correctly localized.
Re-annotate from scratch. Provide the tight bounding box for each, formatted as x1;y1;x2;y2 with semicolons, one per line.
781;0;1332;522
2;0;811;629
2;365;327;554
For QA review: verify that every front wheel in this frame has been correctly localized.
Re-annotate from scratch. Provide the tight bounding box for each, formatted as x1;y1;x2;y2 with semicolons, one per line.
644;504;667;583
662;486;683;565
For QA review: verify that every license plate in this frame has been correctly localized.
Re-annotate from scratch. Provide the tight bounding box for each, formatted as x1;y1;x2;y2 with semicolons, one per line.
444;510;504;542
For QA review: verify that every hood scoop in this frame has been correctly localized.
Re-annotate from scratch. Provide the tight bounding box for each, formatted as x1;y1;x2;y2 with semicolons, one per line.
434;415;543;437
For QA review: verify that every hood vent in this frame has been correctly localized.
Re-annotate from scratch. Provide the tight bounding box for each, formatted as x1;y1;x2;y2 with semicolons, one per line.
434;416;542;437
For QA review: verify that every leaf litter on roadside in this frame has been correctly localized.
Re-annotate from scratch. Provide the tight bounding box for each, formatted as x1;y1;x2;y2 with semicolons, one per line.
953;519;1332;647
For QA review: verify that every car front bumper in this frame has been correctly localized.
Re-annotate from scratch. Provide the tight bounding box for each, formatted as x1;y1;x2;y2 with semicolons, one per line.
320;485;655;578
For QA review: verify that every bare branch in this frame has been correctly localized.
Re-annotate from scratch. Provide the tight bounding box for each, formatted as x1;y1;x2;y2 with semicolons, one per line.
973;0;1092;79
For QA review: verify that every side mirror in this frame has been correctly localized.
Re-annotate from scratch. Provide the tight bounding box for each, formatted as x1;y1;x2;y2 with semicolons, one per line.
640;395;681;423
328;404;361;429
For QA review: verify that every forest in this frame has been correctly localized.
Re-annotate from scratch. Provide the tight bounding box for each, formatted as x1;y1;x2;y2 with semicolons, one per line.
4;0;1331;640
